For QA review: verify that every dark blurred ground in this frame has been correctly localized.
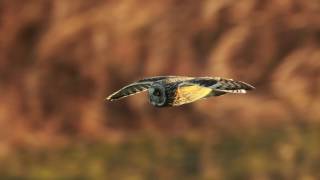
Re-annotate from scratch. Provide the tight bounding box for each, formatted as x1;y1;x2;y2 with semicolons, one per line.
0;0;320;179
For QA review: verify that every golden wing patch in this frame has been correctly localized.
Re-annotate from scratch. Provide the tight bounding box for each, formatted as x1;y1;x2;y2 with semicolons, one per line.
173;83;213;106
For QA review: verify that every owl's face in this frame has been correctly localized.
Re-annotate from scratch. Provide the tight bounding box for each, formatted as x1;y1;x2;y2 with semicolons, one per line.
148;83;167;107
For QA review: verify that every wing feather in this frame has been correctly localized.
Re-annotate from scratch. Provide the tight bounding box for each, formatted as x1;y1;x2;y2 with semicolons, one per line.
190;77;254;95
211;78;255;93
184;77;254;97
106;82;151;101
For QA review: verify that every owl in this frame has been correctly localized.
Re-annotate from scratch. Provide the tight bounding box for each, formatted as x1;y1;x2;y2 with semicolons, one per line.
106;76;255;107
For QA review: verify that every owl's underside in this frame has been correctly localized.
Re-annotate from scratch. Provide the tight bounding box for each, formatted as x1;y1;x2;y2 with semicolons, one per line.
106;76;255;107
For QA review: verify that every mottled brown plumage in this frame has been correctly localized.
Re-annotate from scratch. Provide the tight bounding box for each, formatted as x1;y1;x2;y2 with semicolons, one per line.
106;76;255;107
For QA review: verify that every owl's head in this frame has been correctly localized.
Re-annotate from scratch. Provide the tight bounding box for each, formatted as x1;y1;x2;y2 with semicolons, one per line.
148;83;167;107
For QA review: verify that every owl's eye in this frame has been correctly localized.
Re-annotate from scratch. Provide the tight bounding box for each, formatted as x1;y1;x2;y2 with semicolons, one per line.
153;89;161;96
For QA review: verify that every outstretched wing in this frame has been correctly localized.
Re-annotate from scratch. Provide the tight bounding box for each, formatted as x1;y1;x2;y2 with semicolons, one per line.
189;77;255;96
210;77;255;94
172;82;213;106
106;82;152;101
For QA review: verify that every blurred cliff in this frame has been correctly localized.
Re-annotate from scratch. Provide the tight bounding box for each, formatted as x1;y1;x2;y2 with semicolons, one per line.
0;0;320;179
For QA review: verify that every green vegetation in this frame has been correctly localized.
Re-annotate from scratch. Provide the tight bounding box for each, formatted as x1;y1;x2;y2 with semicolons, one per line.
1;125;319;179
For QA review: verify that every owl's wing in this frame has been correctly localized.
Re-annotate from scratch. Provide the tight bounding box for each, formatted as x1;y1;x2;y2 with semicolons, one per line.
189;77;255;96
173;82;213;106
106;82;152;101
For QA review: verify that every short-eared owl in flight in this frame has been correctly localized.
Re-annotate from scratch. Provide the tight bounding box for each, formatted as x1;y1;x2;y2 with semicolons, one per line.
106;76;255;107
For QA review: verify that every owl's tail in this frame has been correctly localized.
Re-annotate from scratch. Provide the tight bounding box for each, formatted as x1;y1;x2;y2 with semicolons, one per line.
210;78;255;96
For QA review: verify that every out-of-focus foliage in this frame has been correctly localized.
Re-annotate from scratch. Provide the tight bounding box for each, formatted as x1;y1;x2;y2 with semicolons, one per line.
0;0;319;179
1;126;320;179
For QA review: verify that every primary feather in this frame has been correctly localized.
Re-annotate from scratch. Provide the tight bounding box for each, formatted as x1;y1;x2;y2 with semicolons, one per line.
106;82;151;101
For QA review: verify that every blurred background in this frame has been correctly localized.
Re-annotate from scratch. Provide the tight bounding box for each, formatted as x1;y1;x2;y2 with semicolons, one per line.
0;0;320;179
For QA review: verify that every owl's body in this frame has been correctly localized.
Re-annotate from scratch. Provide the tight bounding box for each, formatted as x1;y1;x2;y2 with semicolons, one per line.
106;76;255;107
